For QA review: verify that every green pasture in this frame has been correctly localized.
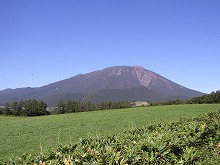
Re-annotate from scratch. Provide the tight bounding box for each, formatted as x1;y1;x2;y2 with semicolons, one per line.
0;104;220;162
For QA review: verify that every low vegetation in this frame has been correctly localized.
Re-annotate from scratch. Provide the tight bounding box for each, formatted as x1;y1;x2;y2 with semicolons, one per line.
5;109;220;164
0;104;220;163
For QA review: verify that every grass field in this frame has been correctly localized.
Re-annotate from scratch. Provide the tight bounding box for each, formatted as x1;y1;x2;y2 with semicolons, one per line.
0;104;220;163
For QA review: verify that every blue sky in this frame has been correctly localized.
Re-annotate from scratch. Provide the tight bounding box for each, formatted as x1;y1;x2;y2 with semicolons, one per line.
0;0;219;93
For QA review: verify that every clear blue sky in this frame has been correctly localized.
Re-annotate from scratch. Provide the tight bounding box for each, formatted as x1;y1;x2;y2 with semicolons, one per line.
0;0;219;93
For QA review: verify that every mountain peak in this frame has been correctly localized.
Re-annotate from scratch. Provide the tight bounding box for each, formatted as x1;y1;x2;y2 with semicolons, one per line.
0;65;205;106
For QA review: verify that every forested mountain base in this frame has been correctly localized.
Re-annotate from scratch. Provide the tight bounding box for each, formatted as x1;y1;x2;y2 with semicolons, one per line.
5;110;220;164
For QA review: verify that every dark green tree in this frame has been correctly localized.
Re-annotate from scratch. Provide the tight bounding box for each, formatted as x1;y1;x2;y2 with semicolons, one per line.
57;99;66;114
3;103;12;115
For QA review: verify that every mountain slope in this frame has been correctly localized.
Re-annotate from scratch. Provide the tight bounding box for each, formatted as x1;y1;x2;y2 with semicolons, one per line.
82;86;167;103
0;66;205;106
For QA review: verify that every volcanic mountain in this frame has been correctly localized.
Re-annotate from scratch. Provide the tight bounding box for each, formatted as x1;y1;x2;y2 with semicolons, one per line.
0;66;205;106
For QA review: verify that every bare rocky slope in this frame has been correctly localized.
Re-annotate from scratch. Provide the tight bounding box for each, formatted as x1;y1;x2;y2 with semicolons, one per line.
0;66;205;106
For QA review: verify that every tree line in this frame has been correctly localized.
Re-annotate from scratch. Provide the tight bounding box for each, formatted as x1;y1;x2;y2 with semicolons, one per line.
1;91;219;116
0;99;49;116
53;100;132;114
188;90;220;104
151;90;220;106
0;99;133;116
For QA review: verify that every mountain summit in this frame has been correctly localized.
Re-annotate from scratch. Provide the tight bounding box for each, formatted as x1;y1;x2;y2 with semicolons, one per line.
0;66;205;106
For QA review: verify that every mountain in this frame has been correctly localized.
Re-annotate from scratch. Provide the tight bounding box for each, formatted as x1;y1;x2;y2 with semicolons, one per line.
0;66;205;106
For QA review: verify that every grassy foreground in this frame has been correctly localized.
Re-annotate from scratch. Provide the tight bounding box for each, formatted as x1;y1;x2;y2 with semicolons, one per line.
0;104;220;163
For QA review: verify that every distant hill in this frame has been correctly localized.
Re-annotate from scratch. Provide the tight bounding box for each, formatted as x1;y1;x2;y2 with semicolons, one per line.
0;66;205;106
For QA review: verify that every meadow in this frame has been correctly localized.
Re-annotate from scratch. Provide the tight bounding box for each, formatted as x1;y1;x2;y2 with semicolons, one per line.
0;104;220;163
